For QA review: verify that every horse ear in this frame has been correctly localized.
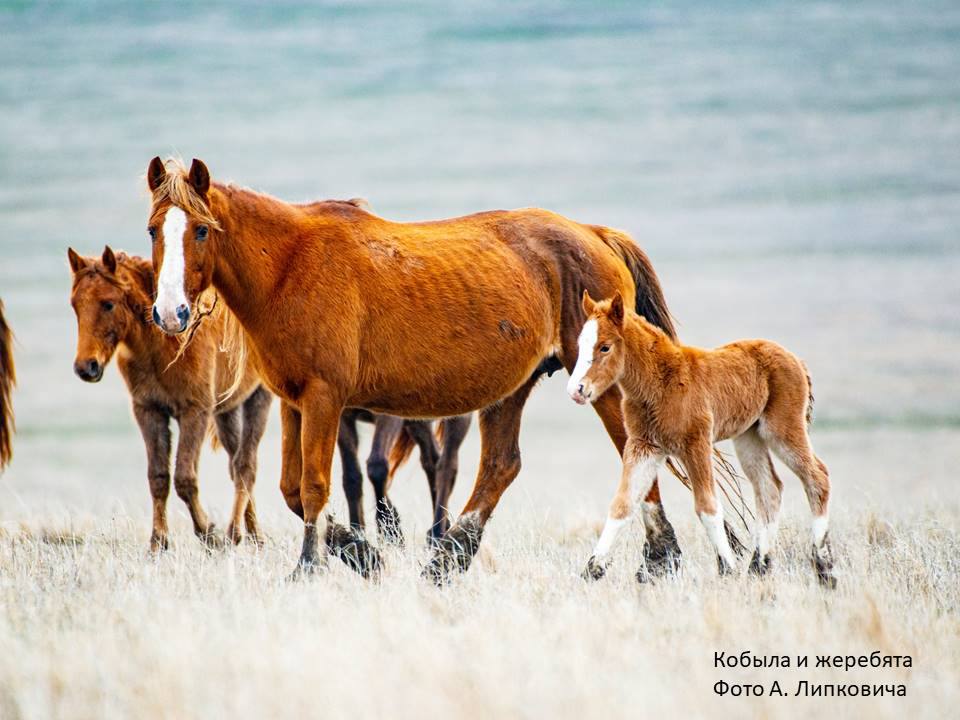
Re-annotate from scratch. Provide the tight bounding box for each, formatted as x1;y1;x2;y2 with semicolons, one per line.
609;291;625;327
101;246;117;275
147;156;166;192
581;289;595;316
189;158;210;197
67;247;87;274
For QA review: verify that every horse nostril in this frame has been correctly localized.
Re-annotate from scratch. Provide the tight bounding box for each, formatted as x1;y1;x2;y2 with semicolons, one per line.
175;303;190;330
152;305;162;327
578;384;584;394
88;359;100;377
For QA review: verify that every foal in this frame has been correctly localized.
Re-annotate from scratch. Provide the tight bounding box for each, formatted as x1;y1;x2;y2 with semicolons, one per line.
69;246;272;551
569;291;835;587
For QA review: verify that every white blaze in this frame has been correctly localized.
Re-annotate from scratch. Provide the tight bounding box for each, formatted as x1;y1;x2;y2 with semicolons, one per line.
154;207;188;327
566;319;597;398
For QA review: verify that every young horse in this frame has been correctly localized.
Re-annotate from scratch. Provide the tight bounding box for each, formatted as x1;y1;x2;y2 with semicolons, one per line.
339;410;472;544
145;156;682;581
0;299;14;472
69;246;272;551
569;291;836;587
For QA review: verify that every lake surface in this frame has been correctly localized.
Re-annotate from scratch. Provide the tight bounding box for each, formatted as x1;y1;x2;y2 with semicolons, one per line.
1;1;958;532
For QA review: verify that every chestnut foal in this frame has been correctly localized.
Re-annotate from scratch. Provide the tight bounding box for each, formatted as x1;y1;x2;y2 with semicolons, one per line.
569;291;836;588
69;247;272;551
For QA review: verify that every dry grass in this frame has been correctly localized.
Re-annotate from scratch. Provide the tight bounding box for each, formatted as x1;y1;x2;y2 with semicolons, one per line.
0;507;957;720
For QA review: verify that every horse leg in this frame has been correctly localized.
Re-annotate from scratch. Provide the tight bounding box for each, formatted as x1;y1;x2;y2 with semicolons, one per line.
401;420;444;543
684;438;736;575
236;386;271;547
173;408;223;549
279;401;304;518
367;415;405;544
132;403;172;553
429;414;471;543
337;410;365;532
423;376;537;584
292;384;380;579
590;388;682;576
762;417;835;588
214;406;245;545
733;427;783;576
582;439;664;581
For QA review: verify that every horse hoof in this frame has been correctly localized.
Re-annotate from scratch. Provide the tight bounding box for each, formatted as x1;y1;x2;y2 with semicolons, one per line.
581;556;606;582
327;523;382;579
149;532;169;554
717;555;735;576
286;560;322;582
200;526;227;551
245;532;266;549
645;541;682;578
748;550;771;576
378;520;404;547
813;558;837;589
226;523;244;546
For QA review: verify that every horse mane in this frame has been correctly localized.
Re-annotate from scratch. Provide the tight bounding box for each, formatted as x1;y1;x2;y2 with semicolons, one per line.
151;158;221;229
0;299;15;471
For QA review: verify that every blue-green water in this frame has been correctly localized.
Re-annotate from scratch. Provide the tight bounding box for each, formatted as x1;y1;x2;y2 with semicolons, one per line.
1;1;958;522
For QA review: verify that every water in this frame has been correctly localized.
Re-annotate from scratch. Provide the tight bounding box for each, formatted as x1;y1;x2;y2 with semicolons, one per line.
1;1;958;529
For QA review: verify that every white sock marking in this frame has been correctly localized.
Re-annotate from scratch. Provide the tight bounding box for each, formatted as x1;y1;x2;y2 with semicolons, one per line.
593;516;627;560
700;508;736;569
811;515;829;548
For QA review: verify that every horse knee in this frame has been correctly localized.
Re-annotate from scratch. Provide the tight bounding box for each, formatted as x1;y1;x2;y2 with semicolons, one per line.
174;475;198;501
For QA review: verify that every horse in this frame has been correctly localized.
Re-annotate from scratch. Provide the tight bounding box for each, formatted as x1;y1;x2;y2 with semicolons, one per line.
69;246;272;551
144;156;683;581
0;299;14;472
339;410;472;544
569;290;836;588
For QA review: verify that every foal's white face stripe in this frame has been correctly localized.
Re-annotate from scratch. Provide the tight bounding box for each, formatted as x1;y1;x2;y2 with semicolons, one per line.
154;207;189;326
566;319;597;398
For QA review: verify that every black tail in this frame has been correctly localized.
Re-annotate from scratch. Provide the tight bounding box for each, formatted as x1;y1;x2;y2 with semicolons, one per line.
596;228;676;339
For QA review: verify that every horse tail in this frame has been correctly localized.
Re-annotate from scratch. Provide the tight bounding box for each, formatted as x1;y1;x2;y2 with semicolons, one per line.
387;425;417;480
0;299;16;471
208;418;222;452
595;227;677;340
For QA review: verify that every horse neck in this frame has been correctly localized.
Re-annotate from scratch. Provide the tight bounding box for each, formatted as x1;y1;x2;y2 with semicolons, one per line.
209;186;305;332
619;315;683;402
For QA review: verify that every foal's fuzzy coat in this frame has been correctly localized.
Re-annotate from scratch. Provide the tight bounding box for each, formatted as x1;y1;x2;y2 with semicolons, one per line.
569;291;835;587
69;247;271;551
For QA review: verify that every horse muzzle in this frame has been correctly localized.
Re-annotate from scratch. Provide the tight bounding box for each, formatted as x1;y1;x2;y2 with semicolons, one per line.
152;303;190;335
74;358;103;383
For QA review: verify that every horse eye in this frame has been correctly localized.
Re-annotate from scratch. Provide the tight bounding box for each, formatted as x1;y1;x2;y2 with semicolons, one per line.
599;345;611;353
196;225;208;241
148;226;157;241
102;301;114;312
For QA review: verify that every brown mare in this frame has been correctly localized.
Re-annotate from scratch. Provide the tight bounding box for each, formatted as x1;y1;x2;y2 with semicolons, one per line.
339;410;472;544
69;246;272;551
569;291;836;587
145;156;682;581
0;299;14;472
